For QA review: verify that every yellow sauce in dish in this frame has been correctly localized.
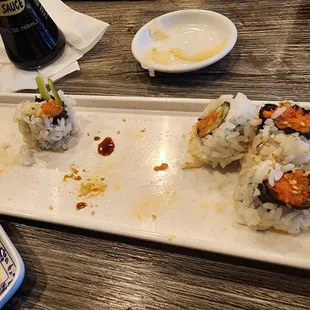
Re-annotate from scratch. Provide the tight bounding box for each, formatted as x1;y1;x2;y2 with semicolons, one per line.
142;22;229;76
144;40;227;66
144;47;171;65
170;40;227;62
148;21;170;42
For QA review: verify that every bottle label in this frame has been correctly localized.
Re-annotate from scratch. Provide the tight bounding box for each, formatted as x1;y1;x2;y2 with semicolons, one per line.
0;0;25;17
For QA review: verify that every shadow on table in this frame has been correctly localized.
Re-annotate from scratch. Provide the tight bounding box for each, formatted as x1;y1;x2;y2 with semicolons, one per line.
1;221;47;310
2;214;310;300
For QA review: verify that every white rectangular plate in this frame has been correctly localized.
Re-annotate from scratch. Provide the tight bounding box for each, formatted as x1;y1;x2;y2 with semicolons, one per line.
1;93;310;269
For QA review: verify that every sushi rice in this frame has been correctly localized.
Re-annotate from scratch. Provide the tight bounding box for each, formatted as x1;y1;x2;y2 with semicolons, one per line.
250;117;310;170
188;95;310;234
188;93;259;168
14;90;79;152
235;101;310;234
234;154;310;234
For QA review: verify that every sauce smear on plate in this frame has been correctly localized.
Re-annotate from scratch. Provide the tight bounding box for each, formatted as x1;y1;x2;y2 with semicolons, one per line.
76;202;88;210
98;137;115;156
154;163;169;171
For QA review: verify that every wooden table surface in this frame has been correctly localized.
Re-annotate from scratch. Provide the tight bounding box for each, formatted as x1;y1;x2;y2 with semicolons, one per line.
3;1;310;309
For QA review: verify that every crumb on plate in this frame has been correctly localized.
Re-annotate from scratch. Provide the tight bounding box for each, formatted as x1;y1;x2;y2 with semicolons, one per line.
181;161;203;169
168;235;175;242
217;184;224;193
63;164;82;182
78;177;107;198
154;163;169;171
270;228;288;235
216;204;224;213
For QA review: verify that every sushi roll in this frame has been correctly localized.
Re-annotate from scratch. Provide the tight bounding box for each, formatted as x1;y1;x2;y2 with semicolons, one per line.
258;169;310;209
188;93;259;168
14;77;79;151
259;101;310;139
234;100;310;234
250;129;310;170
234;154;310;234
250;101;310;169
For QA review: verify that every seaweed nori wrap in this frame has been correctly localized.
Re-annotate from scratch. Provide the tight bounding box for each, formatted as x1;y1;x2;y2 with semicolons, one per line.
196;102;230;138
258;170;310;210
259;102;310;139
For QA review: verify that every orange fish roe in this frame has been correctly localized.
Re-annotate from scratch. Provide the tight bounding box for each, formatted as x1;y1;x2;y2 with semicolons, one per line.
263;102;310;134
267;169;310;207
41;100;63;118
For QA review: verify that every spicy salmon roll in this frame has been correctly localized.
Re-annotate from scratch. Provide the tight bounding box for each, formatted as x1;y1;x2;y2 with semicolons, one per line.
258;169;310;209
250;129;310;170
188;93;259;168
249;101;310;170
14;77;79;151
234;154;310;234
259;101;310;139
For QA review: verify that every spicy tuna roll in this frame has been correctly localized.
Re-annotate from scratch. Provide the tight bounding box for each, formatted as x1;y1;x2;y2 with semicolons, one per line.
14;77;79;151
188;93;259;168
250;129;310;170
259;101;310;139
235;153;310;234
250;101;310;170
258;169;310;209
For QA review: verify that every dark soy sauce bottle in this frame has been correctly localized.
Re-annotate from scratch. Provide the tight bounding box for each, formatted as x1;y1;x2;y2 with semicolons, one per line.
0;0;66;70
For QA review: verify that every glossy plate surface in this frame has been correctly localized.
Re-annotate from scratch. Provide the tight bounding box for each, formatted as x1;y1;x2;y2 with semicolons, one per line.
0;93;310;269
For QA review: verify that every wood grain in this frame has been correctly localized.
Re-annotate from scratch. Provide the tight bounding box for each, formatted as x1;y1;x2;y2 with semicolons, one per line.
3;219;310;310
50;0;310;101
3;1;310;309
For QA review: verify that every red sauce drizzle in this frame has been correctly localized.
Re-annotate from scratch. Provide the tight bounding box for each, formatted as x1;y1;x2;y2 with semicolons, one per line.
76;202;87;210
154;163;169;171
98;137;115;156
94;136;100;141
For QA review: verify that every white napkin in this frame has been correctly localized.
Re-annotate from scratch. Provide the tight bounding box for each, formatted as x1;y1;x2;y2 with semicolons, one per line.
0;0;109;92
